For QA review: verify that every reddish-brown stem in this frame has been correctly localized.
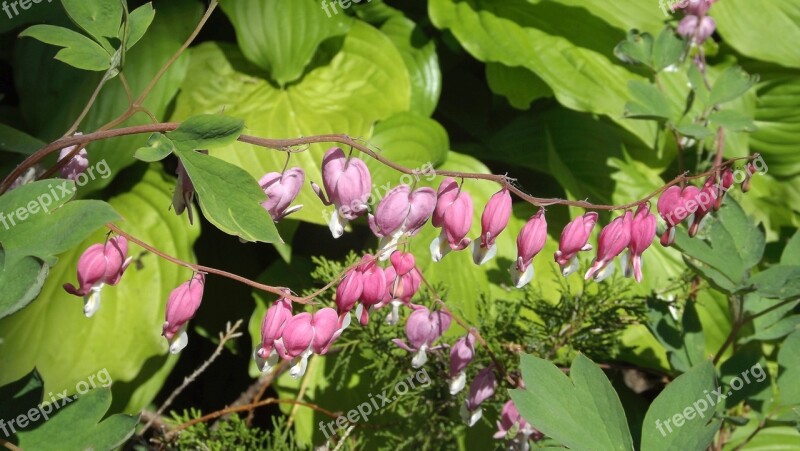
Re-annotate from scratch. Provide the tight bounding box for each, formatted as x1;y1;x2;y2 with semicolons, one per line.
106;224;314;304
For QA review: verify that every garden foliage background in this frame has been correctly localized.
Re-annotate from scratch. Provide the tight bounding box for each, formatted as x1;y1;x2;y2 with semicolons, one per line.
0;0;798;449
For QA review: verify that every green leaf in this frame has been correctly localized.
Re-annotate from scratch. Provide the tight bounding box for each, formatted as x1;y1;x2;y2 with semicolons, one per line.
708;66;759;106
688;63;710;106
220;0;351;86
782;230;800;265
0;168;198;413
17;389;137;450
653;27;685;72
0;369;44;424
428;0;656;145
124;2;156;50
625;80;672;120
750;74;800;178
0;123;46;155
0;251;49;320
14;0;203;193
0;180;120;268
511;354;634;451
718;344;771;409
19;24;111;71
709;110;758;132
174;147;280;243
640;361;721;451
777;330;800;406
168;114;245;151
61;0;123;41
134;133;175;162
170;21;410;226
682;302;707;369
676;124;713;139
750;265;800;299
714;0;800;69
380;16;441;116
614;29;653;67
486;63;552;110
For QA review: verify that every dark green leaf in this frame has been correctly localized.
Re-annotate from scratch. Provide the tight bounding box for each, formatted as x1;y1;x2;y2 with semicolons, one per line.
18;24;111;71
777;330;800;406
682;302;707;368
751;265;800;299
486;63;552;110
676;124;713;139
0;251;49;320
0;124;46;155
168;114;245;151
16;389;138;450
134;133;175;162
512;354;634;451
709;110;758;132
174;148;280;243
781;230;800;265
124;2;155;50
0;369;43;424
708;66;759;106
61;0;123;41
640;361;721;451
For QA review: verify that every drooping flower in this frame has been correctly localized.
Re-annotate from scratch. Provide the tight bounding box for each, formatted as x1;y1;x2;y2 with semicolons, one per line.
335;266;364;316
354;255;386;326
449;332;476;395
63;236;132;317
255;296;293;373
276;308;350;378
472;188;512;265
657;185;700;246
172;150;207;225
623;205;657;283
311;147;372;238
369;184;436;258
430;178;473;262
554;212;598;276
381;251;422;325
58;133;89;181
493;400;543;446
689;176;719;237
259;167;304;221
742;162;757;193
461;366;497;426
714;169;734;211
392;305;451;368
162;273;206;354
676;0;717;44
510;208;547;288
584;211;633;282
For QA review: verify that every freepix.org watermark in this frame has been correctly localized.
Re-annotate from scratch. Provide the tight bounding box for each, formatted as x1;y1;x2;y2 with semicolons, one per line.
0;368;112;438
654;363;767;437
0;159;111;231
318;367;431;440
320;0;372;18
2;0;54;20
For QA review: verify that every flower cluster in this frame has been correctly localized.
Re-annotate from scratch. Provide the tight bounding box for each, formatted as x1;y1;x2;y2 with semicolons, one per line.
676;0;717;45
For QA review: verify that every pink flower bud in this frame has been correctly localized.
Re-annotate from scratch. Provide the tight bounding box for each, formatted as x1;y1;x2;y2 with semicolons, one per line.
311;307;348;355
449;332;476;395
335;267;364;315
430;178;473;261
162;273;205;354
312;147;372;238
380;251;422;324
511;208;547;288
689;177;719;237
714;169;734;211
624;205;657;283
277;312;314;360
276;308;351;378
58;133;89;181
585;211;633;282
472;188;512;265
493;400;542;442
369;185;436;258
462;366;497;426
554;212;598;276
742;162;757;192
63;236;132;317
657;185;700;246
392;306;451;368
255;297;293;372
259;167;304;221
355;256;387;325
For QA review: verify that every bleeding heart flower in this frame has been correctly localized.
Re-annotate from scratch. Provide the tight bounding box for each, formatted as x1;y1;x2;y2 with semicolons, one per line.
276;308;351;378
259;167;304;221
554;212;598;276
510;208;547;288
472;188;512;265
354;255;386;326
493;399;543;444
380;251;422;325
311;147;372;238
255;296;293;373
392;305;451;368
623;204;657;283
58;133;89;181
63;236;132;317
430;178;473;262
369;184;436;259
162;273;205;354
584;211;633;282
449;332;476;395
461;366;497;427
657;185;700;246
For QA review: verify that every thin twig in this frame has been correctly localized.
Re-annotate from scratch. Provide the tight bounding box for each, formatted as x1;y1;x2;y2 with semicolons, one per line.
139;320;244;434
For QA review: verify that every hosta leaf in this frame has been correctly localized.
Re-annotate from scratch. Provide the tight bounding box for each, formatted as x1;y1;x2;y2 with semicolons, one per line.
486;63;552;110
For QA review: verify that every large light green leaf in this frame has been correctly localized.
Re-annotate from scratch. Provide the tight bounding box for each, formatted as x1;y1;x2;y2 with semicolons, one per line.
640;361;721;451
777;330;800;406
485;63;552;110
551;0;666;36
511;354;634;450
428;0;656;145
220;0;351;86
380;16;442;116
14;0;202;193
714;0;800;69
750;75;800;178
170;20;411;226
0;168;200;413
